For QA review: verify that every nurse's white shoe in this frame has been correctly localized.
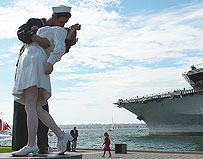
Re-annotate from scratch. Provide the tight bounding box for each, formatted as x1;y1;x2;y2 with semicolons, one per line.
58;133;73;155
12;144;38;156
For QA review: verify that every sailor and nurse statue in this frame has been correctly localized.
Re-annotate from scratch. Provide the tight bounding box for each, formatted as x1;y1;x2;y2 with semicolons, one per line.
12;5;81;156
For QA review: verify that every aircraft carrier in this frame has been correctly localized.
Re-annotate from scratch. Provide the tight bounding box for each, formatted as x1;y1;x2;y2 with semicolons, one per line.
115;64;203;135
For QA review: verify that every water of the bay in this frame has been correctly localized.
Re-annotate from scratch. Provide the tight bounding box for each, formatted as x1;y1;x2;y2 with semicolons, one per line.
1;127;203;152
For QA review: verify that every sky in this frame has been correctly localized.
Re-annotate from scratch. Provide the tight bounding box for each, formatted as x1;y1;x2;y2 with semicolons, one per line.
0;0;203;125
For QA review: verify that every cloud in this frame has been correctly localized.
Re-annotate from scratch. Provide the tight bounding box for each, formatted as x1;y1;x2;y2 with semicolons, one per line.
51;1;203;73
0;44;21;68
7;44;21;54
0;99;13;124
0;0;203;124
48;65;191;124
1;0;202;65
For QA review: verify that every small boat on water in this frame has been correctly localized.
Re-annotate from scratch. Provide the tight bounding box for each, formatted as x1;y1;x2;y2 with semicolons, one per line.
0;116;11;133
108;118;115;131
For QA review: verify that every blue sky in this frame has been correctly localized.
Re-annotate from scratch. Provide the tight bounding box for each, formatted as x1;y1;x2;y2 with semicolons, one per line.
0;0;203;125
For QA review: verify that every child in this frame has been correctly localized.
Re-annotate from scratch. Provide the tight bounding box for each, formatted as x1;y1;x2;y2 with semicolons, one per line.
102;132;112;157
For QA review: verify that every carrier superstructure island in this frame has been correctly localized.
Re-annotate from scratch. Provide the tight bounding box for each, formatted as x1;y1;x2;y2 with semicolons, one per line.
115;64;203;135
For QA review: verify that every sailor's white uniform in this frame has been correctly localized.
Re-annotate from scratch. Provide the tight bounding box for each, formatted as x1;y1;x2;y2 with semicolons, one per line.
13;26;67;105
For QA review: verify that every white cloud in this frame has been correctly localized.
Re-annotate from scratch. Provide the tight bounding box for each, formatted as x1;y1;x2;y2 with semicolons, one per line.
0;0;203;124
48;65;191;124
1;0;202;65
52;2;203;71
0;99;13;124
0;44;21;67
7;44;21;54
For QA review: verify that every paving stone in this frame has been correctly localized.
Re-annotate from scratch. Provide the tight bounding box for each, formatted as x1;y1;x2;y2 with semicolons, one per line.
82;151;203;159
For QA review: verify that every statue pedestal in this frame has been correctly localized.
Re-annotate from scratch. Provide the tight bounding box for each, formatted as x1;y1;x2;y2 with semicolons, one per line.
0;152;82;159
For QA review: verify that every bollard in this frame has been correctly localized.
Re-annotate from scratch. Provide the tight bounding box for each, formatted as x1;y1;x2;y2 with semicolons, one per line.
115;144;127;154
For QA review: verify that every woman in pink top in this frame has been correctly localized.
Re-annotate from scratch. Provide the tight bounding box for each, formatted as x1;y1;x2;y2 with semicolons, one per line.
102;132;112;157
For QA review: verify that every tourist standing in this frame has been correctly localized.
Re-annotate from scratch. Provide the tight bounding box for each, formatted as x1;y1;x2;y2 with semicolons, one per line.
70;126;78;151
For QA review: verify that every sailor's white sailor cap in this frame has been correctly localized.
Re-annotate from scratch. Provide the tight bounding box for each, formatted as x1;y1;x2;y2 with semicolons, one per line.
52;5;71;13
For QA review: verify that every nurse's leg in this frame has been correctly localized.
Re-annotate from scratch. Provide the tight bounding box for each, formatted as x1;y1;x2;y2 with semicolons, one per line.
36;95;64;141
24;86;39;147
36;93;74;154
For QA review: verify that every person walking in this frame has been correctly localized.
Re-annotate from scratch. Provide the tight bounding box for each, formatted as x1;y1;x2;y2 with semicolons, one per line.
70;126;78;151
102;132;111;158
12;5;74;154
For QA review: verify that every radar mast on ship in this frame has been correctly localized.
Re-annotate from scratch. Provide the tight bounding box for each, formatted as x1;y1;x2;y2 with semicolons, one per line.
182;63;203;91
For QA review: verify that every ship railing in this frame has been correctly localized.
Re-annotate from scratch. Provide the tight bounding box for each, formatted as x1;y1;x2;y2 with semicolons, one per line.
183;63;203;74
116;87;202;105
195;63;203;69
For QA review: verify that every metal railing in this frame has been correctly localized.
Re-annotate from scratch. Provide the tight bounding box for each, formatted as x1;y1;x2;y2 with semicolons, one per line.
194;63;203;69
116;87;199;105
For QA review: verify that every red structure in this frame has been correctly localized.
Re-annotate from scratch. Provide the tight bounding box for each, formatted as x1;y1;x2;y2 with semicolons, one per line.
0;119;10;131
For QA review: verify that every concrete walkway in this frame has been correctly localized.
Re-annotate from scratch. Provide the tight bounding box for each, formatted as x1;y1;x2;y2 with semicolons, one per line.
1;148;203;159
81;150;203;159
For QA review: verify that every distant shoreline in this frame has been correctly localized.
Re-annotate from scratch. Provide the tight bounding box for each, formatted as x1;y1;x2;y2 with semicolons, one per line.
6;123;147;129
58;123;147;129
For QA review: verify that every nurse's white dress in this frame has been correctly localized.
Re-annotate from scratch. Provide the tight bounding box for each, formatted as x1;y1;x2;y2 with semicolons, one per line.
13;26;67;105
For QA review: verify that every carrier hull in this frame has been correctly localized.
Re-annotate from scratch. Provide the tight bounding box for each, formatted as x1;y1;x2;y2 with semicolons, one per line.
117;90;203;135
